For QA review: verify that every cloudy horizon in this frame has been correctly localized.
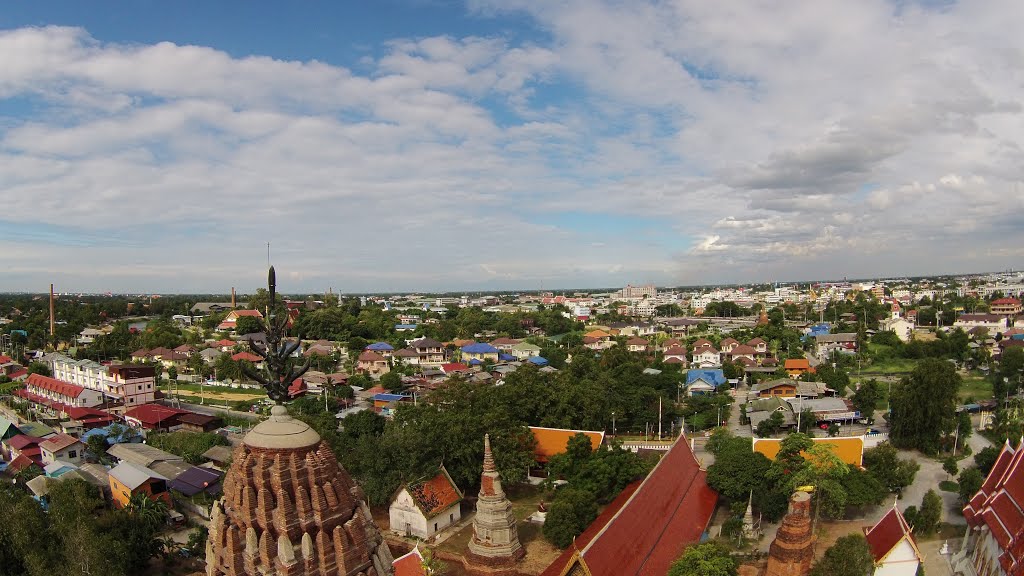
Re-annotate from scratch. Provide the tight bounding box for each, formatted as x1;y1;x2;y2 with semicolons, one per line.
1;1;1022;294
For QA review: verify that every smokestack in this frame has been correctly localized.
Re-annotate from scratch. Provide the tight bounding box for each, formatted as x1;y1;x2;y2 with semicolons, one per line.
231;287;236;308
49;283;55;339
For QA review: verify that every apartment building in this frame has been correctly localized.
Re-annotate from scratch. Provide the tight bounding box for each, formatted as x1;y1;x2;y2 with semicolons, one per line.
47;353;157;409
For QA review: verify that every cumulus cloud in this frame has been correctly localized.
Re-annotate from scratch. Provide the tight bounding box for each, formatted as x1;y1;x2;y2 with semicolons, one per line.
2;1;1023;292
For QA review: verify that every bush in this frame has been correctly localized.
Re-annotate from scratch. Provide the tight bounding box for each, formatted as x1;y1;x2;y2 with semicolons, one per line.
543;488;598;548
146;431;229;464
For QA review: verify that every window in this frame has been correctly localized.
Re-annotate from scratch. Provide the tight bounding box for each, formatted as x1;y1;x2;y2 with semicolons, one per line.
434;523;438;532
67;450;77;458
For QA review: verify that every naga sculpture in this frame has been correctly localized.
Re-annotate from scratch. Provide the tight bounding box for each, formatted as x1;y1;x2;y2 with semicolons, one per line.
240;266;311;403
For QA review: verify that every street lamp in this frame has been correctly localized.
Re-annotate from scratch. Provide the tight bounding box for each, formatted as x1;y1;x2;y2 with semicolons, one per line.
611;411;616;437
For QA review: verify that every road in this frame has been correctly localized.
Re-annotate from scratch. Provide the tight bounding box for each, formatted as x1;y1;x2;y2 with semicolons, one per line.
156;398;262;422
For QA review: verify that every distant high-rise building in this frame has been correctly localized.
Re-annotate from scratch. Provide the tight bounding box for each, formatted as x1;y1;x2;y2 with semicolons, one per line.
617;284;657;299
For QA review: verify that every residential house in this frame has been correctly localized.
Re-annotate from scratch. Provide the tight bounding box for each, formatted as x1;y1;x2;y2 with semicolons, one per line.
231;351;264;368
510;341;542;360
784;358;815;379
626;337;650;352
177;413;222;433
48;354;157;408
879;316;915;343
216;309;263;331
662;345;688;365
954;314;1008;332
719;338;740;354
108;461;173;509
357;351;391;376
39;433;84;466
745;397;796;432
124;403;189;431
751;379;799;398
691;345;721;368
14;373;105;414
4;434;44;467
461;342;500;363
200;347;222;364
957;440;1024;576
814;333;859;357
168;466;223;497
393;347;421;366
365;342;395;358
389;466;463;540
686;369;727;396
863;505;923;576
728;344;757;364
440;363;470;376
990;297;1022;317
490;337;520;351
748;338;769;355
410;337;447;366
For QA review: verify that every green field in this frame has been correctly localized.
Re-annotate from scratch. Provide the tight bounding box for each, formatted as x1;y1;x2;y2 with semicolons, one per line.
959;375;992;402
858;357;919;375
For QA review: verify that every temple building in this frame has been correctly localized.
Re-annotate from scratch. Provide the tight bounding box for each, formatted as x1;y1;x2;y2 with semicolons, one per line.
467;434;525;564
955;440;1024;576
764;491;815;576
205;405;394;576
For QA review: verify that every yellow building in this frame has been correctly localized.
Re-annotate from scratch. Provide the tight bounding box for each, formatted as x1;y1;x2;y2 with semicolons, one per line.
752;436;865;467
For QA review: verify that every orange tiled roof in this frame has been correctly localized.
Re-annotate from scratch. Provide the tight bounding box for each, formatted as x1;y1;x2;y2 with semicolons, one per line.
408;466;463;518
529;427;604;463
752;436;864;467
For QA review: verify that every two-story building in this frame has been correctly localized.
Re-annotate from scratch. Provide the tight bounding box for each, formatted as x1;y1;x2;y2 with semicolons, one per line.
48;354;157;409
39;433;85;466
14;374;105;415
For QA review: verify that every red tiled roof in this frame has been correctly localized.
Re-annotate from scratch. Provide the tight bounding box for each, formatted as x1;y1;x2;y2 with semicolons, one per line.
232;309;263;317
664;357;684;364
6;434;43;450
358;351;386;363
748;337;767;346
7;454;35;473
441;363;469;373
730;344;756;355
408;467;463;518
124;403;188;426
26;373;86;398
8;368;28;380
663;346;688;356
214;339;236;347
991;297;1022;306
541;435;718;576
863;506;918;562
64;406;115;426
964;442;1024;575
14;388;71;413
231;352;263;363
0;354;13;363
392;548;426;576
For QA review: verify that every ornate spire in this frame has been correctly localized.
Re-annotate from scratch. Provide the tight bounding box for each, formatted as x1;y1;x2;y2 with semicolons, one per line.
241;266;310;404
483;433;496;473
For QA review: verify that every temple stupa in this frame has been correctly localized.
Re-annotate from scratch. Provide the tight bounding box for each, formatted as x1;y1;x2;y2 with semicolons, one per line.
467;434;524;564
205;267;394;576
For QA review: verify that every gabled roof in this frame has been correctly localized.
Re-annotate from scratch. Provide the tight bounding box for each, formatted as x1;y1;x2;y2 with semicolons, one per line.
392;547;426;576
404;466;463;518
748;337;767;346
441;363;469;373
7;434;43;450
687;369;726;387
394;347;420;358
730;344;756;356
124;403;188;426
964;441;1024;574
358;351;387;362
540;435;718;576
626;337;649;346
231;309;263;318
39;433;82;453
411;337;444;349
663;345;688;356
461;342;499;354
168;466;223;496
692;338;713;348
107;442;182;468
864;505;922;564
784;358;811;370
231;351;262;362
26;373;87;398
109;461;167;490
529;427;605;463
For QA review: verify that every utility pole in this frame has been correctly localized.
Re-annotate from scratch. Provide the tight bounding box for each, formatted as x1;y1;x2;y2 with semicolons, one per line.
658;396;663;440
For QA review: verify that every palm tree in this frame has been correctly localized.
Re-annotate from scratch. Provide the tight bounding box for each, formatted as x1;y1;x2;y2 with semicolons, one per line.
126;493;168;528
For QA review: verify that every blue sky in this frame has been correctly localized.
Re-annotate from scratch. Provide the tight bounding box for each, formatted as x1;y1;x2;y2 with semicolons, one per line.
0;0;1022;294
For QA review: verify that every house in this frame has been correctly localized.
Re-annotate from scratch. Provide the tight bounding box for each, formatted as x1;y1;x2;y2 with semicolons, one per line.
954;314;1008;332
510;341;542;360
626;337;650;352
691;345;721;368
216;309;263;331
389;466;463;540
124;403;189;431
108;461;173;509
106;442;183;469
0;416;21;444
745;397;796;432
5;434;44;467
719;338;740;354
990;297;1022;317
784;358;814;378
440;363;470;376
461;343;500;363
748;337;769;355
177;412;223;433
539;435;718;576
168;466;223;497
863;505;923;576
751;379;799;398
662;346;688;365
202;445;234;470
365;342;395;358
728;344;757;364
879;316;915;343
393;347;421;366
686;369;727;396
373;393;410;417
357;351;391;376
490;337;520;351
814;333;859;357
957;440;1024;576
39;433;85;466
410;338;446;366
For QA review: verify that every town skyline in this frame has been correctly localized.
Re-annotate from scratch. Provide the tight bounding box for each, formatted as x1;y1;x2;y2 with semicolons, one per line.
3;1;1023;293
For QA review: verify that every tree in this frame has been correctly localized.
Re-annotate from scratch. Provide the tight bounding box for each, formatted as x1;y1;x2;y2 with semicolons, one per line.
943;457;959;479
380;370;403;392
755;411;784;437
85;434;110;463
542;488;598;548
667;542;738;576
235;315;263;335
341;410;387;439
706;437;772;502
863;442;920;492
974;446;1000;476
852;379;880;423
889;359;962;453
166;365;177;382
808;534;874;576
913;489;942;534
27;361;50;377
958;467;984;506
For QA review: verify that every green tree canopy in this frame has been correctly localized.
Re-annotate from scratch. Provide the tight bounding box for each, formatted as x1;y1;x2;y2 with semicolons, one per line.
808;534;874;576
889;358;961;453
667;542;738;576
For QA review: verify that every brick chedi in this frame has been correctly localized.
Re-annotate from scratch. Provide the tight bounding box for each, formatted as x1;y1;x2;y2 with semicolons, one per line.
467;433;525;564
764;491;814;576
206;405;395;576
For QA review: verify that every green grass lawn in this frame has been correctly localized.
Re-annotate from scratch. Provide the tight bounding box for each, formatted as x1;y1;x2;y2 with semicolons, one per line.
939;480;959;493
959;375;993;402
858;357;919;375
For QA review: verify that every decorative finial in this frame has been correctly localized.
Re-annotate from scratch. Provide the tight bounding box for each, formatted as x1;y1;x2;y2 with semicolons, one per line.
483;434;496;473
241;266;311;404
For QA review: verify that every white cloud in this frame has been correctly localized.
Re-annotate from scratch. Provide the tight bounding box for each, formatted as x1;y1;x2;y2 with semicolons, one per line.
2;2;1023;292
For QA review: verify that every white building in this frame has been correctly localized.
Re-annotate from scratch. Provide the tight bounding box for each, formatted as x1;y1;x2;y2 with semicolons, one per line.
954;314;1008;332
955;440;1024;576
48;353;157;408
879;317;915;343
39;433;85;466
389;466;463;541
863;504;923;576
691;346;722;368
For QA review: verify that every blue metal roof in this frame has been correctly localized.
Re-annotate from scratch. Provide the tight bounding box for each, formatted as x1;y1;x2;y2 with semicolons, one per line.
686;369;726;387
373;393;406;402
394;324;418;330
527;356;548;365
462;342;499;354
468;358;484;365
498;353;515;361
366;342;394;351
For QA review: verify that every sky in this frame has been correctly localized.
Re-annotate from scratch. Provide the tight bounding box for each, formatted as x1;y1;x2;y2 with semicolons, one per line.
1;1;1022;294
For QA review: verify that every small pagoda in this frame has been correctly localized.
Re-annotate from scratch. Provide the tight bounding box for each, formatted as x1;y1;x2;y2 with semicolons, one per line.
205;267;394;576
466;434;525;564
